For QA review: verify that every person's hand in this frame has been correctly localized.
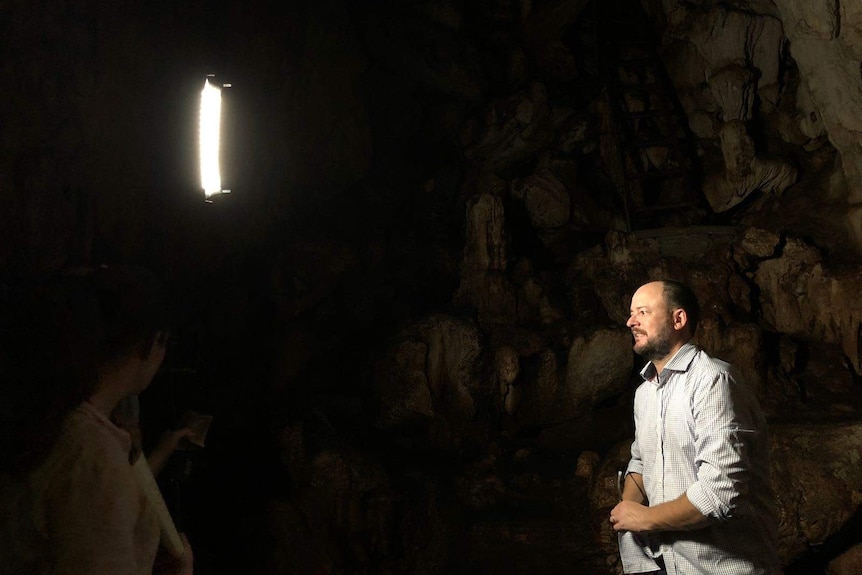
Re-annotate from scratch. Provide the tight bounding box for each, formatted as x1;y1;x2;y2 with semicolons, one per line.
160;428;194;451
148;428;193;477
609;500;653;533
153;532;194;575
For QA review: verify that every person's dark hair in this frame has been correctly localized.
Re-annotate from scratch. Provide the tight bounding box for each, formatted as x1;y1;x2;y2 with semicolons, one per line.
0;266;168;474
90;266;169;364
661;280;700;337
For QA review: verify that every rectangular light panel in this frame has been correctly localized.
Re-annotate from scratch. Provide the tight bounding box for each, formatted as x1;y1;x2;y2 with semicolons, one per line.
199;79;222;198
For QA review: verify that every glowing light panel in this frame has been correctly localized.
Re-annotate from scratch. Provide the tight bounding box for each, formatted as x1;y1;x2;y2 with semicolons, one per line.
199;79;222;198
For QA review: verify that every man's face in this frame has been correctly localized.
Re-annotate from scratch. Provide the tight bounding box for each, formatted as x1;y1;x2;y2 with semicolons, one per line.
626;282;675;362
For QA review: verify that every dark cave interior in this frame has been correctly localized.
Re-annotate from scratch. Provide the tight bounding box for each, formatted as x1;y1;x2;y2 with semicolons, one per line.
4;0;862;573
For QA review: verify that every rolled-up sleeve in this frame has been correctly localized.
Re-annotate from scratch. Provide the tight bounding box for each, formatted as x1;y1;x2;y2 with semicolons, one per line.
686;370;756;520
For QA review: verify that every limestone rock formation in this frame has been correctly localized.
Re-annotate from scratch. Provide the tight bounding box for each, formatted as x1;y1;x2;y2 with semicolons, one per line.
371;315;484;445
565;328;633;408
703;120;798;212
772;0;862;164
523;0;591;82
829;543;862;575
699;320;766;398
495;345;521;415
455;192;518;326
772;423;862;560
465;82;555;172
755;237;862;373
511;165;571;231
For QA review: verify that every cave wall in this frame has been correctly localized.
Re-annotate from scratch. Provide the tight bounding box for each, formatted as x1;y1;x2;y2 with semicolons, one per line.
645;0;862;254
2;0;862;574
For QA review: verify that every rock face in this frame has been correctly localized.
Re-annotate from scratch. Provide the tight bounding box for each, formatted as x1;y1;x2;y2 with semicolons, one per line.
755;238;862;373
465;82;555;172
773;0;862;205
564;329;633;409
454;192;518;326
829;543;862;575
772;424;862;560
512;166;571;231
703;120;798;212
652;0;862;251
652;5;800;212
372;315;484;443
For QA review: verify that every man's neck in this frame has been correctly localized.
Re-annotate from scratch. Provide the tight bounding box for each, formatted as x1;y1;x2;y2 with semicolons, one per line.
651;341;688;374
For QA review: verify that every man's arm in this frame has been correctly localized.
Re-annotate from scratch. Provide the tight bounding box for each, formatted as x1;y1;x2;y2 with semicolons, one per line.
611;492;710;533
147;427;192;477
686;368;760;521
621;472;646;504
613;369;759;533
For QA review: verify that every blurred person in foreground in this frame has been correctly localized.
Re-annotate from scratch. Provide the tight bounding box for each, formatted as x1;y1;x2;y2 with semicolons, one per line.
0;267;193;575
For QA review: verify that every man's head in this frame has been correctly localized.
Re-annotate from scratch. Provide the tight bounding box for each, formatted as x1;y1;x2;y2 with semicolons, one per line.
90;267;168;365
626;280;699;364
660;280;700;336
90;267;170;393
0;266;169;471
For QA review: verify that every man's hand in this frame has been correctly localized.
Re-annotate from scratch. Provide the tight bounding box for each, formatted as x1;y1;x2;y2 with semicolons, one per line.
610;500;654;533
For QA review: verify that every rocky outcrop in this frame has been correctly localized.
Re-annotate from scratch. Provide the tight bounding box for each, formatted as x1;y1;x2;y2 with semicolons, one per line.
371;315;484;441
454;192;518;325
651;0;862;249
772;423;862;560
771;0;862;245
465;82;555;172
703;120;798;212
511;164;571;232
565;328;633;408
754;237;862;373
523;0;591;82
699;320;766;398
653;5;799;212
829;543;862;575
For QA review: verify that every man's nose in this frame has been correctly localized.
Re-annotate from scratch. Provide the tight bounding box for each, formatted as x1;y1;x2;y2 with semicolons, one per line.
626;315;635;328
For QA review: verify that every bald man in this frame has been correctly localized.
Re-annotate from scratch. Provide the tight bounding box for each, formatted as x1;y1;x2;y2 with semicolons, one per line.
610;280;778;575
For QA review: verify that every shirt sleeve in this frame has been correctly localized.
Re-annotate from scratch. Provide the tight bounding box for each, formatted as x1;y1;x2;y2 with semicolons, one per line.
626;386;645;477
685;369;758;520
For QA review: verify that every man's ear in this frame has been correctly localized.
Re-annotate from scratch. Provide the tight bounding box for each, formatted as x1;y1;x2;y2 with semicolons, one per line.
672;309;688;332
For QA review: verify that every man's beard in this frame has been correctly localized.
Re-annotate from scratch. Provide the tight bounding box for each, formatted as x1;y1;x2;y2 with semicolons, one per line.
633;323;674;362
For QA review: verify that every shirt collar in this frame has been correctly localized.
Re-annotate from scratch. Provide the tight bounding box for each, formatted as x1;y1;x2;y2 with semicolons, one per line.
639;341;699;385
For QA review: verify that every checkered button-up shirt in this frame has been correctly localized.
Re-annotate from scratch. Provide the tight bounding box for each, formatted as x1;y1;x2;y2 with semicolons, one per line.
623;343;779;575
